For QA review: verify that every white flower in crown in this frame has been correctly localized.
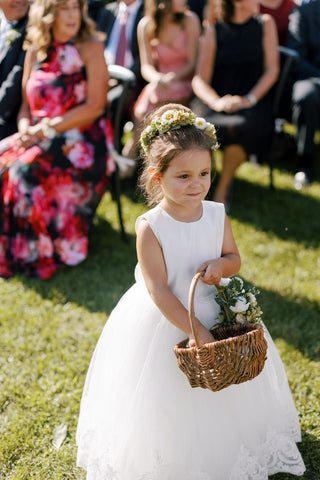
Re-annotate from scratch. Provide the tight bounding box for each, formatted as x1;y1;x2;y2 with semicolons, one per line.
161;110;178;124
144;125;153;136
5;28;20;46
194;117;207;130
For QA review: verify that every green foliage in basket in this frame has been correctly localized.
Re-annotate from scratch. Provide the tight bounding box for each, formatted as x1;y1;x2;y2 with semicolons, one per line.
215;276;263;326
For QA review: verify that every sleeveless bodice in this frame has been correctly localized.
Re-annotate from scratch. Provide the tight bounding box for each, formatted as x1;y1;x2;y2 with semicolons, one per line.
212;16;264;96
26;42;86;122
153;30;189;74
135;201;225;305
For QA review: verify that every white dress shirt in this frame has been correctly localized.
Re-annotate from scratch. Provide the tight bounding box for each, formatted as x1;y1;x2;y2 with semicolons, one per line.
104;0;142;68
0;11;11;52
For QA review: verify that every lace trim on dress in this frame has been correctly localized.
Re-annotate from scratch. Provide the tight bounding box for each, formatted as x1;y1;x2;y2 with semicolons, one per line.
230;428;305;480
78;427;305;480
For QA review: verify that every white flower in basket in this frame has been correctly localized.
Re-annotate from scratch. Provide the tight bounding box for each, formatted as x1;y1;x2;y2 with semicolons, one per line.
215;276;263;326
5;28;20;47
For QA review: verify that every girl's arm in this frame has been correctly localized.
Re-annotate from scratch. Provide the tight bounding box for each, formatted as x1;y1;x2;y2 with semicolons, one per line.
197;214;241;284
136;219;215;345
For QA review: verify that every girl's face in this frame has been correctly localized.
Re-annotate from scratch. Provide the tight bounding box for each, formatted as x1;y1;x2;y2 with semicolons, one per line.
52;0;81;43
158;148;212;210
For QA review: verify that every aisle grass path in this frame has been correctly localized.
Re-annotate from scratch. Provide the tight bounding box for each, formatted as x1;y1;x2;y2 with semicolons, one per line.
0;161;319;479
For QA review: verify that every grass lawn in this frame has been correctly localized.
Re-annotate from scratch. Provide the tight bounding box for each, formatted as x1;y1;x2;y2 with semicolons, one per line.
0;151;319;479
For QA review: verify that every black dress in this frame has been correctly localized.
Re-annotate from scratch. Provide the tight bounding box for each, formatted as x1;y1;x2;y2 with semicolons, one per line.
192;16;274;156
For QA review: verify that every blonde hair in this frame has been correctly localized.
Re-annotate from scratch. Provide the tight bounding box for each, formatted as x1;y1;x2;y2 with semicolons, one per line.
138;104;217;206
26;0;95;58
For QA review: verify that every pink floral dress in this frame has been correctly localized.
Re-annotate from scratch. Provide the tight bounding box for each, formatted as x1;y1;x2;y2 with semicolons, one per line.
0;41;115;279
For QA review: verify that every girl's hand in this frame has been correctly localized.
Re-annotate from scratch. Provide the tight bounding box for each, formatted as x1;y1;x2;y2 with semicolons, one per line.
189;324;215;347
197;259;223;285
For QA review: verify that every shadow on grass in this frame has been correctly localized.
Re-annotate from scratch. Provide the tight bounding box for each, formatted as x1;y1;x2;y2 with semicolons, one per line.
260;287;320;361
17;215;319;362
230;177;320;248
270;431;320;480
18;216;138;315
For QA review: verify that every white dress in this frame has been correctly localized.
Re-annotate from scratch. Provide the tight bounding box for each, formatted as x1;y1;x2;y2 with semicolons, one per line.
76;201;305;480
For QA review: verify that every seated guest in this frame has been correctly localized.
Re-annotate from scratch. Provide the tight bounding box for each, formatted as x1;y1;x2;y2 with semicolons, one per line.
87;0;106;23
97;0;145;131
122;0;200;160
287;0;320;188
259;0;297;46
0;0;115;279
0;0;29;140
134;0;200;120
192;0;279;207
187;0;207;23
203;0;223;26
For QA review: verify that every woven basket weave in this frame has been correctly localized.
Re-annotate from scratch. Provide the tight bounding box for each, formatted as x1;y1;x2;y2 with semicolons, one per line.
174;273;268;392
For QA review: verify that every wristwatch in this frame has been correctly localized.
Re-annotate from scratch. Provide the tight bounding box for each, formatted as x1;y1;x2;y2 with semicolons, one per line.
246;93;257;106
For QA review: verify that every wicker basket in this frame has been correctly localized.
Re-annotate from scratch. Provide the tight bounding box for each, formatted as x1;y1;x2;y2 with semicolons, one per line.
174;272;268;392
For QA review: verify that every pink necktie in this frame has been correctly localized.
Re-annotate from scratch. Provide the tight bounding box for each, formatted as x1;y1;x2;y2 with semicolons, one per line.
115;10;128;67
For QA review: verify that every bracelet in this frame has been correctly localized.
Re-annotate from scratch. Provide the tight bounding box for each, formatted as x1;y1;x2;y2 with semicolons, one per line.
40;117;57;139
246;93;257;106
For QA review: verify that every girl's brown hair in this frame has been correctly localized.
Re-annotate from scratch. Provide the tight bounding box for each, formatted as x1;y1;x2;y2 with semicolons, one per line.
138;103;216;206
26;0;96;58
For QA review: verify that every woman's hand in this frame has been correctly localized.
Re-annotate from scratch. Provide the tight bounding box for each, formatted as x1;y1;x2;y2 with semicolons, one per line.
15;124;45;149
213;95;252;113
156;72;175;91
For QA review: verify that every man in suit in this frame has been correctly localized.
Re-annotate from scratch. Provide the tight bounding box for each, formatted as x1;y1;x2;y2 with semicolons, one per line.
95;0;145;132
287;0;320;188
0;0;29;140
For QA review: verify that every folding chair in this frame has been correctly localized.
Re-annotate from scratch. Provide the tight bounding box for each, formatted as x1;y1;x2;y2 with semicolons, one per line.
268;46;299;189
107;65;136;242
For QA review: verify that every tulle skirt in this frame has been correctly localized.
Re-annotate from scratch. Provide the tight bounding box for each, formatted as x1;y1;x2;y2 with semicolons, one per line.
76;280;305;480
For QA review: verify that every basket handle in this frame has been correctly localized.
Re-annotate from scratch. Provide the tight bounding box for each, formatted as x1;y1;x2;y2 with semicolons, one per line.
188;272;206;349
188;272;233;348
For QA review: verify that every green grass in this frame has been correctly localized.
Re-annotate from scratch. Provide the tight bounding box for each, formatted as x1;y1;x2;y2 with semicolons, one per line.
0;155;319;479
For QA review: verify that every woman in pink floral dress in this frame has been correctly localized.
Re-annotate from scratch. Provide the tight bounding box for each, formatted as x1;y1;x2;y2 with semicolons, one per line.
0;0;115;279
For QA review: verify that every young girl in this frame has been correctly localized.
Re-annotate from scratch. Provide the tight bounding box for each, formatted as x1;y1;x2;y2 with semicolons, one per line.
76;104;305;479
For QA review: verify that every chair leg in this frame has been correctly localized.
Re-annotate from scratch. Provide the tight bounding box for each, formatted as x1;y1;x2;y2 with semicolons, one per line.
110;168;128;243
269;163;274;190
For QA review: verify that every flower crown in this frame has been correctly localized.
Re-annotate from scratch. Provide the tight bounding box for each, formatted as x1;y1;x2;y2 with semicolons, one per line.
140;109;218;155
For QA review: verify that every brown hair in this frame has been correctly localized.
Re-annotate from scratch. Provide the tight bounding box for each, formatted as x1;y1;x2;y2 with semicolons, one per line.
222;0;236;22
138;103;216;206
26;0;96;58
144;0;186;39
